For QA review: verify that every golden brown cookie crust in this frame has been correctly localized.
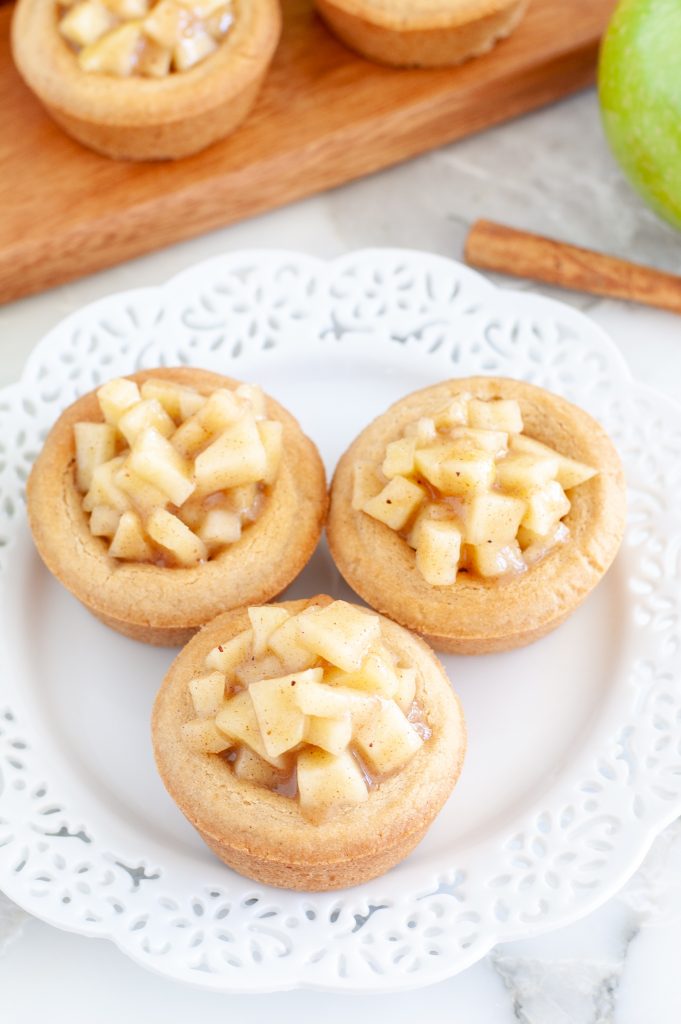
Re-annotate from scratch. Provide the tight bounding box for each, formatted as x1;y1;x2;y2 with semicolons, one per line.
152;596;467;891
11;0;281;160
27;367;327;647
315;0;528;68
327;377;627;654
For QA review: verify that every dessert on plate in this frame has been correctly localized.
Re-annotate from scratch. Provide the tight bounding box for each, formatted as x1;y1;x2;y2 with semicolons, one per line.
27;367;326;646
328;377;626;654
11;0;281;160
315;0;528;68
152;595;466;890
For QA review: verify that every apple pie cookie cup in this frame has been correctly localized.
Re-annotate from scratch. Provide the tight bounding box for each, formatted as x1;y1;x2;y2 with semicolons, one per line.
11;0;281;160
152;596;466;891
328;377;626;655
27;367;327;646
315;0;529;68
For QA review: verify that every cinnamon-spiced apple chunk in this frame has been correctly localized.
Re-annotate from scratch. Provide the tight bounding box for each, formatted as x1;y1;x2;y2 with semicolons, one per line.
27;368;327;645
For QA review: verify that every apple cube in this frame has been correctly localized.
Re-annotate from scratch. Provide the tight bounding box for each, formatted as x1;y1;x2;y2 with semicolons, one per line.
197;388;244;435
415;445;495;496
414;417;437;447
79;22;145;76
267;616;320;672
297;749;368;821
174;27;217;71
205;628;253;674
468;398;523;434
296;601;381;673
555;457;597;490
494;452;559;494
470;540;526;578
324;649;398;698
82;456;131;513
181;717;232;754
433;395;470;430
362;476;425;531
450;426;508;455
171;388;241;457
128;427;195;507
464;492;526;545
415;519;462;586
234;653;286;687
215;690;287;768
510;436;596;489
224;482;260;518
521;481;571;535
354;701;422;775
142;0;186;47
394;667;417;713
114;462;168;518
171;417;212;460
248;674;309;758
381;437;417;479
248;605;290;657
257;420;283;486
147;385;198;422
96;378;141;427
117;398;175;447
198;508;242;552
74;421;117;492
194;416;267;494
88;505;121;538
147;508;207;566
108;510;153;561
232;746;290;790
305;713;352;756
189;670;226;718
292;674;351;717
352;461;382;511
60;1;117;48
235;383;267;417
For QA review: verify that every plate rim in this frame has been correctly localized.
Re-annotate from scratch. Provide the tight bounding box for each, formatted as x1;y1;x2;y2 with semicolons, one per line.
1;247;680;993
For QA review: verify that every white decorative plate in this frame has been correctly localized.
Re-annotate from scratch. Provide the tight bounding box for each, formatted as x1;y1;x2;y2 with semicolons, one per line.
1;249;680;994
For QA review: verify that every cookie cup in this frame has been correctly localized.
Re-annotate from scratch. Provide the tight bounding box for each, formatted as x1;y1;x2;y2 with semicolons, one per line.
27;367;327;647
152;596;466;891
11;0;281;160
328;377;626;654
315;0;528;68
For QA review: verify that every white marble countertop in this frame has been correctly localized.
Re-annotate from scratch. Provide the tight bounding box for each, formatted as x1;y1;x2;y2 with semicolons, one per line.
2;88;681;1022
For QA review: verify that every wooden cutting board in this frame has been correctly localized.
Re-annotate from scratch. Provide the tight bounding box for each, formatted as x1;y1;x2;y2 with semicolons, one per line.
0;0;615;304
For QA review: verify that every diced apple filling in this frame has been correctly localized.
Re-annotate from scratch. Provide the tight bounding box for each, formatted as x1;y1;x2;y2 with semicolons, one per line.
59;0;234;78
362;392;597;583
73;376;282;566
181;601;429;822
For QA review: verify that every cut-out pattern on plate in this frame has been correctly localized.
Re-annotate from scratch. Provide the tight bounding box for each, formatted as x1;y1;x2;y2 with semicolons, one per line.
0;250;680;993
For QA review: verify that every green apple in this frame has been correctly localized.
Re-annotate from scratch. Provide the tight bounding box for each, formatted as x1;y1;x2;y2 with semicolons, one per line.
599;0;681;231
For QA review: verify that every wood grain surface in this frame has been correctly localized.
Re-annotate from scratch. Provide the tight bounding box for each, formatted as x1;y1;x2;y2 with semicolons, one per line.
0;0;616;305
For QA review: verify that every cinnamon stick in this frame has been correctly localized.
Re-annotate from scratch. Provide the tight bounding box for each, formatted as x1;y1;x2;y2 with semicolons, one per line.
464;219;681;316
